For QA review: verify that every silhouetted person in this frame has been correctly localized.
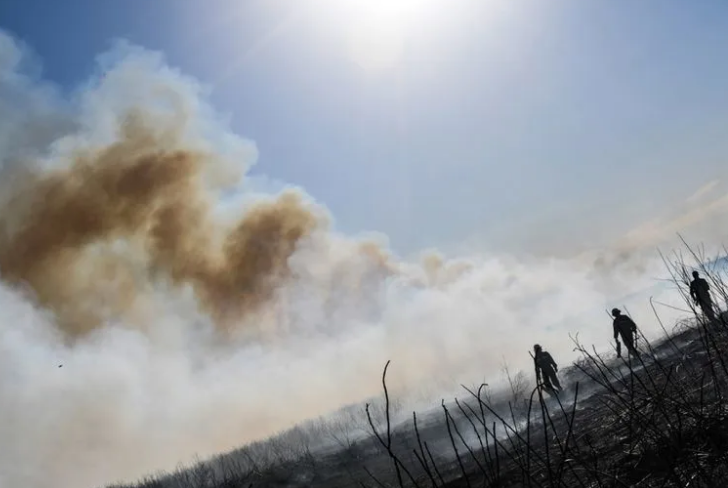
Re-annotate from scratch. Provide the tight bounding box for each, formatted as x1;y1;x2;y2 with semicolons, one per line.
533;344;562;395
611;308;640;359
690;271;716;321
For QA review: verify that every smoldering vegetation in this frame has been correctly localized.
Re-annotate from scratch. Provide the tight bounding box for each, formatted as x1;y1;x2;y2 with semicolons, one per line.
107;245;728;488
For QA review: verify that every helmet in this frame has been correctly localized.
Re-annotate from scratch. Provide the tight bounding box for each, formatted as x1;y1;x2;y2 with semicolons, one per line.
611;308;621;317
533;344;542;353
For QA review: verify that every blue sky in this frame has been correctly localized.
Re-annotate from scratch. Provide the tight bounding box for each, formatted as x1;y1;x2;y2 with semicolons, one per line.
3;0;728;257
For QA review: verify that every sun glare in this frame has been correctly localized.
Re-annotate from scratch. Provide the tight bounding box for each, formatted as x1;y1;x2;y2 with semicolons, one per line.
320;0;442;73
349;0;435;24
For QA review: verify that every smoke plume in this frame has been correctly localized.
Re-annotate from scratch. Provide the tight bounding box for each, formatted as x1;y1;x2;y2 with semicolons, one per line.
0;31;707;488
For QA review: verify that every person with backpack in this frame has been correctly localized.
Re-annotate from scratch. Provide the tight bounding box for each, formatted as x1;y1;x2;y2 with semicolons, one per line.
533;344;562;396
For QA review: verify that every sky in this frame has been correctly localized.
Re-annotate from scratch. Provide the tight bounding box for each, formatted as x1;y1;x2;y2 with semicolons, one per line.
2;0;728;257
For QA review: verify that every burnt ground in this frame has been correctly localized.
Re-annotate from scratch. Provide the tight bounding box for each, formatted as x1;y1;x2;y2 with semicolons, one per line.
109;312;728;488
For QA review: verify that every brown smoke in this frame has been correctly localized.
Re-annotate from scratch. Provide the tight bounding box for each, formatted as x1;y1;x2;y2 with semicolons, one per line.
420;251;474;287
0;112;322;338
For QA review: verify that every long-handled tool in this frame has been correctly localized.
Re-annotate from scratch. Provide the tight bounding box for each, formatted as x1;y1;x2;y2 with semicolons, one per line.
605;309;622;357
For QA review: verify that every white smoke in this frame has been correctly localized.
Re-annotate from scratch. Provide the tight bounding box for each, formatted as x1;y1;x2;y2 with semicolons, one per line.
0;30;704;488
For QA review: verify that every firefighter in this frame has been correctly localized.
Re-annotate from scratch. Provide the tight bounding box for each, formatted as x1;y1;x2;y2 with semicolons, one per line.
533;344;562;395
611;308;640;358
690;271;716;321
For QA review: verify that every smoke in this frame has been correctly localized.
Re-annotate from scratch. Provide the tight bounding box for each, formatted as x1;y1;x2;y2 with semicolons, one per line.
0;31;706;488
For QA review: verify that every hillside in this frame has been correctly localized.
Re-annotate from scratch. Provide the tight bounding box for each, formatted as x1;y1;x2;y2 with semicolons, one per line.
107;282;728;487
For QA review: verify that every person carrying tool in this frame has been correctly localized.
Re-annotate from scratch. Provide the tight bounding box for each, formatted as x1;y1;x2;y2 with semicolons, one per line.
690;271;716;321
533;344;562;396
611;308;640;359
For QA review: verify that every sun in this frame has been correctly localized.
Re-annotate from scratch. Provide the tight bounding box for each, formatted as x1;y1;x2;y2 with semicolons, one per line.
319;0;441;73
346;0;435;25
